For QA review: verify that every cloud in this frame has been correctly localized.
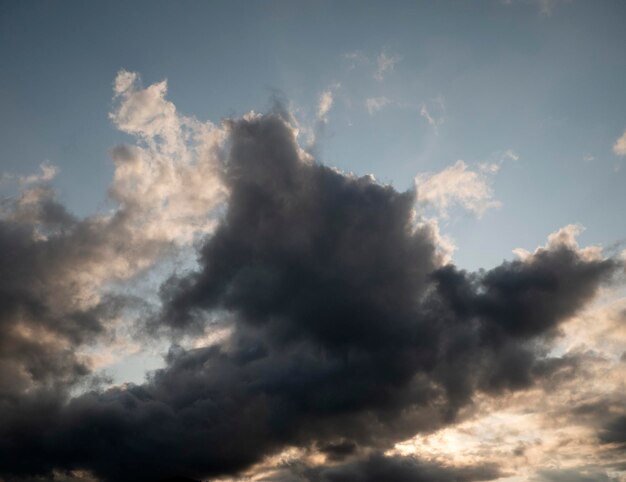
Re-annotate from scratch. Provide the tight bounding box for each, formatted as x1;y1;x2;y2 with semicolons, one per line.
0;73;623;482
0;69;226;452
535;467;618;482
416;216;457;265
419;98;445;134
0;186;141;400
0;161;60;187
613;129;626;156
390;264;626;478
513;224;603;262
306;84;340;149
600;415;626;446
5;112;616;482
374;51;400;81
501;149;519;161
415;160;501;218
341;49;400;82
317;90;334;123
365;96;390;115
301;453;501;482
19;161;60;185
420;104;439;130
109;71;226;245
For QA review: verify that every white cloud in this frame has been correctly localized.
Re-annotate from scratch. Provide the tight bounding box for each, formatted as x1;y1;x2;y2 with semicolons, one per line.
374;51;401;81
113;70;138;95
110;71;184;156
305;85;340;148
342;49;401;81
21;161;59;184
109;70;227;246
420;98;446;134
365;96;391;115
317;90;333;123
502;149;519;161
478;162;500;174
613;129;626;156
0;161;60;186
415;160;501;218
420;104;435;124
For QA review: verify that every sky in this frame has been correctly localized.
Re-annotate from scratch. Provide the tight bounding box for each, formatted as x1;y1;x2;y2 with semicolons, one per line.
0;1;625;481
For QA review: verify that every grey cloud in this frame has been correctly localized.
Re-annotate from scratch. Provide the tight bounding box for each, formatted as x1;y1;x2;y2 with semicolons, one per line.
0;112;621;482
535;467;619;482
0;182;168;397
317;440;358;462
301;453;500;482
600;415;626;446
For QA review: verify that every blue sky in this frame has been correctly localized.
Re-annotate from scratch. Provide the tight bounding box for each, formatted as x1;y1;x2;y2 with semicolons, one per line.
2;0;625;273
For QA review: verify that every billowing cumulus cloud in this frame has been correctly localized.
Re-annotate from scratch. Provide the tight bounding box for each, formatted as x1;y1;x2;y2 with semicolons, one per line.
0;72;624;482
109;70;226;244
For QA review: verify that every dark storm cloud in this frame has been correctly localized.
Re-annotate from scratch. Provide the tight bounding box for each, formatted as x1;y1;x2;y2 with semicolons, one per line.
0;113;621;482
535;467;619;482
317;440;358;462
301;453;501;482
600;415;626;446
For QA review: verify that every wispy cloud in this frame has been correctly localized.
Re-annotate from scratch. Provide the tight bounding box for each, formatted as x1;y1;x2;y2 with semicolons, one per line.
420;97;446;134
501;148;520;161
415;160;501;218
0;161;60;187
365;96;391;115
317;89;334;123
306;84;340;148
19;161;59;185
342;49;401;82
374;51;401;81
583;153;595;162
